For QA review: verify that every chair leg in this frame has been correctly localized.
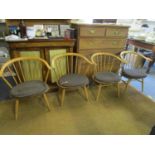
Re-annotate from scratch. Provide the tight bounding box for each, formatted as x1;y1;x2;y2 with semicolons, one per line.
61;88;66;106
15;99;19;120
141;78;144;92
43;93;51;111
117;83;120;97
96;84;102;101
125;79;131;92
83;86;89;101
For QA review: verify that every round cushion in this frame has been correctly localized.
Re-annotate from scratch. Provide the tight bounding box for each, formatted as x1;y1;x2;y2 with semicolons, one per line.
59;74;89;87
94;72;121;83
10;80;49;98
122;68;147;79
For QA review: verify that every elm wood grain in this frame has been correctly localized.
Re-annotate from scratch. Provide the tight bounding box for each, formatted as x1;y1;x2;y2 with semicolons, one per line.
0;57;51;120
51;52;93;106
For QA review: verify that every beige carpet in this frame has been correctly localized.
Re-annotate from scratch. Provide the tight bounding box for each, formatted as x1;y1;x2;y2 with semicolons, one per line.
0;85;155;135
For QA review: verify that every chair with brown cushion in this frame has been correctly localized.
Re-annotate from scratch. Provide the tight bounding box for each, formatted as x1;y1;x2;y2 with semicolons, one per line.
91;52;126;101
0;57;51;120
120;51;152;92
52;53;93;106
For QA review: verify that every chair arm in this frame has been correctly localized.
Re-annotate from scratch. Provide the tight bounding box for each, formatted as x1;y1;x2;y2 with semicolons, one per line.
138;53;153;62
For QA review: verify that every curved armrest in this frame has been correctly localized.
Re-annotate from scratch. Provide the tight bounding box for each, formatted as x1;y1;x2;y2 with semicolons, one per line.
138;53;152;62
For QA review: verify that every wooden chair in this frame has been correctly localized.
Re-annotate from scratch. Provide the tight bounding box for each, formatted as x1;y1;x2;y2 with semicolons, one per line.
91;52;126;101
120;51;152;92
0;57;51;120
52;53;93;106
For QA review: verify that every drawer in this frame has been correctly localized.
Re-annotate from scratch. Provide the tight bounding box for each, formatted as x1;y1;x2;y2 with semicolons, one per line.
106;28;128;37
79;49;124;56
80;26;106;37
79;38;127;50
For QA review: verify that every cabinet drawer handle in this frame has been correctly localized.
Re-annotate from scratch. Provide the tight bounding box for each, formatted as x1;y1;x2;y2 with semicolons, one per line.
112;41;117;45
89;30;95;34
114;31;120;35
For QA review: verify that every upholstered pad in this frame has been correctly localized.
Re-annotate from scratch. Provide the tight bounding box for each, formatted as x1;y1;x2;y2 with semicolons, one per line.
122;68;147;79
59;74;89;87
94;72;121;83
10;80;49;98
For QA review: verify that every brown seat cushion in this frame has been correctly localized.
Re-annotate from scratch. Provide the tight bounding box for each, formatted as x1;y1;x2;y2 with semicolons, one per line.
94;72;121;83
122;68;147;79
59;74;89;87
10;80;49;98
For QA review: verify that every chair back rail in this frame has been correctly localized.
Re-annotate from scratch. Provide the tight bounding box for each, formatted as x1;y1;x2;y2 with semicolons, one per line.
52;53;93;83
120;51;152;70
0;57;51;88
91;52;126;73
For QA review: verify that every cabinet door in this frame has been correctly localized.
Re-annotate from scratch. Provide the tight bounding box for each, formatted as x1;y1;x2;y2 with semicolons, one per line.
14;50;43;81
45;48;67;83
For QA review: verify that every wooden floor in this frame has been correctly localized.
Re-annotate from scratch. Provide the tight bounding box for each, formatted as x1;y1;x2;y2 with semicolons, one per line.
0;85;155;135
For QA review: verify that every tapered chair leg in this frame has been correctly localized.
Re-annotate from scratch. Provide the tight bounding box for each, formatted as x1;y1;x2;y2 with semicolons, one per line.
61;88;66;106
15;99;19;120
141;78;144;92
125;79;131;92
43;93;51;111
96;84;102;101
83;86;89;101
117;83;120;97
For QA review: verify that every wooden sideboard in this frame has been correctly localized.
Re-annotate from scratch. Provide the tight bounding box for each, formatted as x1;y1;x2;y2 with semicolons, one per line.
7;39;75;83
72;23;129;57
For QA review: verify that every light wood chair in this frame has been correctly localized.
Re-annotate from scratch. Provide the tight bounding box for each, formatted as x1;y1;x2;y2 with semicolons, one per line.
120;51;152;92
91;52;126;101
52;53;93;106
0;57;51;120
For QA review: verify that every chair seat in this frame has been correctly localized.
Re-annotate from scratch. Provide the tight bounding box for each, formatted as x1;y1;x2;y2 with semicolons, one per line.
10;80;49;98
122;68;147;79
94;72;121;83
59;74;89;87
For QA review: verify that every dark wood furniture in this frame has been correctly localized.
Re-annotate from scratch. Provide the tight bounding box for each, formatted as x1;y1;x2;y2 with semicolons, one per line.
93;19;117;23
6;19;71;26
127;39;155;52
7;39;76;83
126;39;155;73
